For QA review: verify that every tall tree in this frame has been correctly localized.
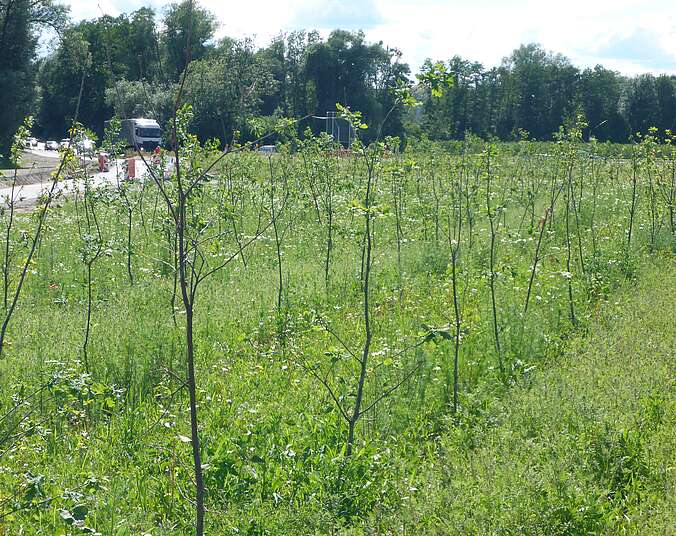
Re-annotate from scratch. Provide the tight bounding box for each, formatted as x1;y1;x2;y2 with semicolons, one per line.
0;0;66;156
128;7;162;83
256;31;320;118
655;75;676;133
625;74;659;136
104;79;175;128
305;30;410;141
37;29;92;138
578;66;628;141
184;37;276;143
501;44;580;140
162;0;216;81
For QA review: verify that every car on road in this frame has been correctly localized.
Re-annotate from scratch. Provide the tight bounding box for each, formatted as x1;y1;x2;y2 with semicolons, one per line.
75;138;95;157
45;140;59;151
257;144;277;155
59;139;70;150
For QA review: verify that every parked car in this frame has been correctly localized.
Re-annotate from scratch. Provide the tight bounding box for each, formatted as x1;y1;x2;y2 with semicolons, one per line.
75;138;95;157
45;140;59;151
59;139;70;149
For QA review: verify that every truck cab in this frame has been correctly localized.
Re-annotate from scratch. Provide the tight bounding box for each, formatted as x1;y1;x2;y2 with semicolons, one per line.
129;118;161;151
106;118;162;151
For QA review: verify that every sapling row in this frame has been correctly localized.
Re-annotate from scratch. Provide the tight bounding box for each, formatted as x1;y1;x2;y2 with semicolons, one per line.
0;121;673;532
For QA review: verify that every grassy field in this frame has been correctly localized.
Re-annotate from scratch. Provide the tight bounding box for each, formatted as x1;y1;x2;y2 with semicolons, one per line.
0;125;674;534
366;256;675;535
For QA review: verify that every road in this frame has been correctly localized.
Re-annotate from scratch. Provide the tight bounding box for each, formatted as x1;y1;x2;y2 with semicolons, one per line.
26;141;61;160
0;146;152;210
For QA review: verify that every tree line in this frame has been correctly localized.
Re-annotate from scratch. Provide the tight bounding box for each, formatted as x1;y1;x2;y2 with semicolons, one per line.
1;0;675;159
416;46;675;143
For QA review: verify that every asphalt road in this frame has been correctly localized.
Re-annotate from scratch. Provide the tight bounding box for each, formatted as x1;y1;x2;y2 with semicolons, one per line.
0;150;150;210
27;142;61;159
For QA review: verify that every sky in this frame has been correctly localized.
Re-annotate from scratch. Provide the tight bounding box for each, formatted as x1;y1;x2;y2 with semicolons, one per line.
61;0;676;76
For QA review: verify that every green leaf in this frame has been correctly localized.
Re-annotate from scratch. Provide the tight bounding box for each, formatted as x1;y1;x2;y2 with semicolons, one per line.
90;382;106;396
72;504;88;521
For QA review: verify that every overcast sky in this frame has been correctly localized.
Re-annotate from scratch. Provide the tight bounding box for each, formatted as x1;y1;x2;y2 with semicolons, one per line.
61;0;676;76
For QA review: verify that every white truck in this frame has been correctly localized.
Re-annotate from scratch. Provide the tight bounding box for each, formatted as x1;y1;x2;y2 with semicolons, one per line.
105;118;162;151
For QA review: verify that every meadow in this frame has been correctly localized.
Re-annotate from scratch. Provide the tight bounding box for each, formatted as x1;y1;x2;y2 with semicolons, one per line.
0;117;674;534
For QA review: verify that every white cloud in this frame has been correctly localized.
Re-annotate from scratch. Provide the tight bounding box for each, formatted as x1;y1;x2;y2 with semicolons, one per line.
60;0;676;75
59;0;120;20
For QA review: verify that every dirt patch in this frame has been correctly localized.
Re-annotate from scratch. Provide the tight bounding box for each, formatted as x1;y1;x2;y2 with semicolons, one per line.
0;151;56;187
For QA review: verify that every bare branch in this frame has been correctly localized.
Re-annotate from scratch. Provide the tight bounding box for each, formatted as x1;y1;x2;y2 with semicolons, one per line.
359;360;423;417
301;363;350;423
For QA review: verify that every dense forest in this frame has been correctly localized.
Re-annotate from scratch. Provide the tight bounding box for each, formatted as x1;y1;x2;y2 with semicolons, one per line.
1;0;675;157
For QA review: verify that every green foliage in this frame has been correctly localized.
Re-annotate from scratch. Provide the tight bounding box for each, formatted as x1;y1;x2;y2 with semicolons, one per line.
162;0;217;80
417;60;455;98
336;102;368;131
18;3;674;148
9;115;34;167
368;259;675;535
305;30;411;141
181;36;278;144
0;0;66;158
104;79;175;127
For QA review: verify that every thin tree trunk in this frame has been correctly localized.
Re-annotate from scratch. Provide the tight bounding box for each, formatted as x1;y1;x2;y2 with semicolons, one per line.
569;171;586;275
627;150;639;251
347;158;374;457
177;196;205;536
3;167;17;312
127;208;134;285
564;168;577;326
451;236;461;414
485;148;504;377
0;69;86;357
324;201;333;293
269;159;283;312
83;262;93;373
